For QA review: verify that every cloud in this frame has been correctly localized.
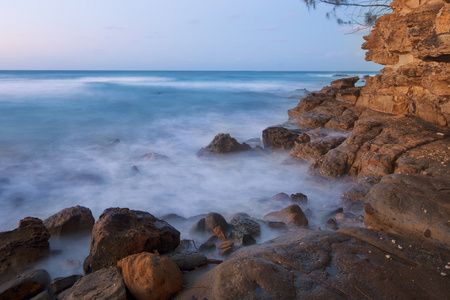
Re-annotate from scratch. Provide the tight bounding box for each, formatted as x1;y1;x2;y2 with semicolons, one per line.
281;13;299;20
227;13;244;20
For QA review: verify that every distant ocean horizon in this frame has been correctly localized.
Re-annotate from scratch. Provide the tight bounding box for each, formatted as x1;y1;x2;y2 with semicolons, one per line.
0;70;376;277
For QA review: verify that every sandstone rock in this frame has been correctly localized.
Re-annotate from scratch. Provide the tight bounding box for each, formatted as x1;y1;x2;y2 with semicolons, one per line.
44;206;95;237
289;99;347;129
205;212;229;233
51;274;83;296
263;205;308;228
117;252;183;300
360;0;450;126
218;241;234;249
197;133;251;156
230;215;261;237
290;135;346;162
83;208;180;274
330;77;360;89
213;226;227;241
325;218;338;230
0;269;51;300
0;217;50;283
189;217;205;233
364;174;450;249
58;267;126;300
262;127;300;150
228;231;257;246
177;230;450;299
266;221;288;231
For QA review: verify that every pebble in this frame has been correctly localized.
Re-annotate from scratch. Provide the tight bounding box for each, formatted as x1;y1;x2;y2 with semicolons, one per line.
445;265;450;270
385;255;391;259
441;272;447;276
437;133;444;136
398;245;403;250
391;240;396;244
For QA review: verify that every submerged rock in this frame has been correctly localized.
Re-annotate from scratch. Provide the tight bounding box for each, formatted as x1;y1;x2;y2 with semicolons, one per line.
264;205;308;228
83;208;180;274
0;218;50;283
197;133;251;156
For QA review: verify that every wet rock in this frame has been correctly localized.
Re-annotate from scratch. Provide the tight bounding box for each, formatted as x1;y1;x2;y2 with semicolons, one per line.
160;213;187;224
162;251;207;271
218;241;234;249
0;217;50;283
58;267;126;300
67;173;105;185
140;152;169;160
228;231;257;246
177;230;450;299
364;174;450;249
205;212;229;233
230;215;261;237
83;208;180;274
290;193;308;205
197;133;251;156
117;252;183;300
44;206;95;237
189;217;205;233
264;205;308;227
330;77;359;89
266;221;288;231
0;269;51;300
213;226;227;241
131;165;140;175
51;274;83;296
325;218;338;230
271;192;290;202
262;127;300;150
198;240;216;253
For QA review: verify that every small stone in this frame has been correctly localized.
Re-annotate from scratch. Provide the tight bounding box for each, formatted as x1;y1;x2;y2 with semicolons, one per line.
218;241;234;249
218;247;233;256
391;240;396;244
424;229;431;238
437;133;444;136
335;213;346;220
213;226;227;241
385;255;391;259
441;272;447;276
445;265;450;270
398;245;403;250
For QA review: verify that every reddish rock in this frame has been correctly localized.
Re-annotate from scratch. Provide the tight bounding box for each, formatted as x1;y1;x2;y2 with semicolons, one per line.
218;241;234;249
205;212;229;233
262;127;300;150
83;208;180;274
290;193;308;205
0;269;51;300
117;252;183;300
44;205;95;237
263;205;308;228
213;226;227;241
0;218;50;283
197;133;251;156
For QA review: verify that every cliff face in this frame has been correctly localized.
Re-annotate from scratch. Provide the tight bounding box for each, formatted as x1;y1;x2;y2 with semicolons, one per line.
359;0;450;126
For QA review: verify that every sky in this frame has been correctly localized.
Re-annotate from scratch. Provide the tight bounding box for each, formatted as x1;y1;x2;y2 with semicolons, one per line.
0;0;382;71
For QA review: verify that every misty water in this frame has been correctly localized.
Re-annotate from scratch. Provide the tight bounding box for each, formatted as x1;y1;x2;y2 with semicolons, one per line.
0;70;374;278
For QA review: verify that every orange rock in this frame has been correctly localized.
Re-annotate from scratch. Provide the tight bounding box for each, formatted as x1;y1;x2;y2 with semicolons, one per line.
218;241;234;249
213;226;227;241
117;252;183;300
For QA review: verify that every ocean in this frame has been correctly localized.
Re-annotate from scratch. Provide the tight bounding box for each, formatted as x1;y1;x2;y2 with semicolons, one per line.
0;70;375;277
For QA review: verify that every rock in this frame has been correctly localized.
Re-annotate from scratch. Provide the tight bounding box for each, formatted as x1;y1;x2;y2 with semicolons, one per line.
160;213;187;224
230;215;261;237
266;221;288;231
289;136;346;162
198;240;216;253
262;127;300;150
0;217;50;283
140;152;169;160
117;252;183;300
325;218;338;230
31;289;53;300
162;251;207;271
228;231;257;246
83;208;180;274
44;206;95;237
177;230;450;299
51;275;83;295
330;77;360;89
290;193;308;205
360;0;450;126
197;133;251;156
218;241;234;249
271;192;290;202
213;226;227;241
364;174;450;249
57;267;126;300
0;269;51;300
189;218;205;233
264;205;308;227
205;212;229;233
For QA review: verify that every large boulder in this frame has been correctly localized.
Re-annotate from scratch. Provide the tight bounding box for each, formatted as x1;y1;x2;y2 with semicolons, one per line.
117;252;183;300
44;205;95;237
197;133;251;156
83;208;180;273
0;217;50;283
57;267;126;300
205;212;229;233
0;269;51;300
262;127;301;150
364;174;450;249
263;205;308;228
177;229;450;299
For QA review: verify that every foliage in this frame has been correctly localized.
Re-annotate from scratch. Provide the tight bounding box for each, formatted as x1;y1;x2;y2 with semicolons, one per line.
303;0;392;31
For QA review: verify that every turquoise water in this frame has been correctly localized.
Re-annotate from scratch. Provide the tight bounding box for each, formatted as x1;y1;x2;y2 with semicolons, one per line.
0;71;374;233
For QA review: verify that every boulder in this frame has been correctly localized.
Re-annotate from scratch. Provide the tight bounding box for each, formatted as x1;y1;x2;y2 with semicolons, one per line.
197;133;251;156
51;274;83;296
205;212;229;233
83;208;180;274
263;205;308;227
330;77;359;89
177;230;450;299
57;267;126;300
290;193;308;205
364;174;450;249
271;192;290;202
117;252;183;300
289;136;346;162
230;215;261;237
228;231;257;246
0;217;50;283
0;269;51;300
162;251;207;271
262;127;300;150
44;206;95;237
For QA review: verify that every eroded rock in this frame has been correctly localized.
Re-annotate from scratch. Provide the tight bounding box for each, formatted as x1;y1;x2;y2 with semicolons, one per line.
44;206;95;237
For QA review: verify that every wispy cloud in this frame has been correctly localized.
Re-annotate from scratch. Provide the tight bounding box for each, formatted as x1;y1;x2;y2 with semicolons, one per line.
227;13;244;20
281;13;299;20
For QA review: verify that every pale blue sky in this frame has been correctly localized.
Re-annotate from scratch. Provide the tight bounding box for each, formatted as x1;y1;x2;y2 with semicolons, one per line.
0;0;381;71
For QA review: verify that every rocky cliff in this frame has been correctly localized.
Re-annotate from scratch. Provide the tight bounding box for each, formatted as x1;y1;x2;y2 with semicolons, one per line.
359;0;450;126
